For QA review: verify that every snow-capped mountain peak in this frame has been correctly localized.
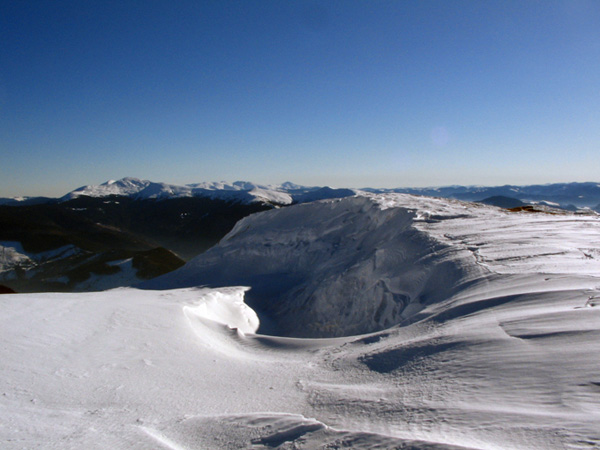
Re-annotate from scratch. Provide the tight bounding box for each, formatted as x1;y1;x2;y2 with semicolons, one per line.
61;177;152;200
59;177;357;205
43;178;600;211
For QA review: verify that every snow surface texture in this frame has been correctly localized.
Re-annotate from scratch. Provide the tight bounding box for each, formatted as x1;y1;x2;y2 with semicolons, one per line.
2;194;600;449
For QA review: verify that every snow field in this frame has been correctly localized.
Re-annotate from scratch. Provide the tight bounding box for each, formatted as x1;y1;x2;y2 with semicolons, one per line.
2;193;600;449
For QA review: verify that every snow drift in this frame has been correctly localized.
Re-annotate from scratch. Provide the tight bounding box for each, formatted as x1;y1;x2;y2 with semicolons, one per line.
144;195;489;337
146;193;600;338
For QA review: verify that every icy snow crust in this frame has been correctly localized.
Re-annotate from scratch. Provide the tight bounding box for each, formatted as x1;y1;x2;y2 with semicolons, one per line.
2;194;600;449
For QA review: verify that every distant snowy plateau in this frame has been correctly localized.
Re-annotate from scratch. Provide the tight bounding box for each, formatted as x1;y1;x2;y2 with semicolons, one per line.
2;193;600;449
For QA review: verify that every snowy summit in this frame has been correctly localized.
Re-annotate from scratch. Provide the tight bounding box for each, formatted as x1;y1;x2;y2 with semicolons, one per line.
59;177;335;205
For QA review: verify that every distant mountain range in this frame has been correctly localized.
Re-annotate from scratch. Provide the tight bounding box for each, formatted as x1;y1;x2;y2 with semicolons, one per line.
2;178;600;210
0;188;274;292
60;178;302;204
364;182;600;210
55;177;359;206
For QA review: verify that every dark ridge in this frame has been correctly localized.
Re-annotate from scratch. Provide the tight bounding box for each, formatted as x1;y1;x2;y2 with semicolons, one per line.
132;247;186;279
0;197;56;206
59;195;272;259
0;285;16;294
478;196;525;209
291;187;356;204
507;205;554;214
1;196;272;257
1;195;267;292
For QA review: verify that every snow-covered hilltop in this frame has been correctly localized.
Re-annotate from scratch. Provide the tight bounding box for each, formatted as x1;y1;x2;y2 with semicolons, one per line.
145;195;479;337
146;193;600;337
2;193;600;449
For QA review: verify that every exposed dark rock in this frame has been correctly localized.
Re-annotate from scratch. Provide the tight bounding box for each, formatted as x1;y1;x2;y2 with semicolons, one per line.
0;285;16;294
478;196;525;209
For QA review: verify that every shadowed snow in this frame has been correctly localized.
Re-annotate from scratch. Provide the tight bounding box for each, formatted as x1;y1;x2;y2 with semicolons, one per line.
144;196;487;337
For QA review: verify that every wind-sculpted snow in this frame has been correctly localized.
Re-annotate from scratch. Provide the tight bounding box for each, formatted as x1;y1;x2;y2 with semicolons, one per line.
142;412;479;449
148;193;600;338
146;196;485;337
183;286;259;335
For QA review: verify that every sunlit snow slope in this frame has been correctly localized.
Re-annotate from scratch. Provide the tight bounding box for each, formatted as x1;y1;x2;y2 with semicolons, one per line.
2;194;600;450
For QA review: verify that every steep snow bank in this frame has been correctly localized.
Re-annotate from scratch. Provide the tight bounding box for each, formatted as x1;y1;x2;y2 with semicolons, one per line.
145;196;487;337
146;194;600;338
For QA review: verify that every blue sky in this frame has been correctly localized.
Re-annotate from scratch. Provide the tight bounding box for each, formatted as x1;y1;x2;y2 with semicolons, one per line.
1;1;599;197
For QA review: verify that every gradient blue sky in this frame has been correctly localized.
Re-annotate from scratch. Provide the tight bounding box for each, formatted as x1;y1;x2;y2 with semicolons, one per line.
1;1;599;197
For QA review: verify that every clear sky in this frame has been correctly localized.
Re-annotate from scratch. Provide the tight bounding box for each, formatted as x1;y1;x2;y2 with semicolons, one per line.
1;1;599;197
